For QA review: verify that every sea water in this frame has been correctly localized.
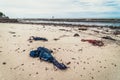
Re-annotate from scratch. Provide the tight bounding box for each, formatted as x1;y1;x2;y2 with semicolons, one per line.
20;20;120;27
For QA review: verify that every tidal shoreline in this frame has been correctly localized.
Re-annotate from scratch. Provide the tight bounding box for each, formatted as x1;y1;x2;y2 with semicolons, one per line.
0;18;120;29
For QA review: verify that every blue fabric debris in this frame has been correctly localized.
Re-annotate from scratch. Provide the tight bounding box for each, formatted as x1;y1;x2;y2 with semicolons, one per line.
29;36;48;41
30;47;67;70
30;50;39;58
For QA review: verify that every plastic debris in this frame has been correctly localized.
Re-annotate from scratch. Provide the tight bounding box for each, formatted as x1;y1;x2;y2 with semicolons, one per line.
30;47;67;70
28;36;48;42
81;39;104;47
101;36;116;41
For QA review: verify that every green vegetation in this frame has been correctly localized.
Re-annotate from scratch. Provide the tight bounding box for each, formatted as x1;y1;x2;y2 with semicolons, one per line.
0;12;8;18
0;12;5;17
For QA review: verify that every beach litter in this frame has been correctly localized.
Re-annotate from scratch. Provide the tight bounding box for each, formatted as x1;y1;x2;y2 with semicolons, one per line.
53;35;69;41
93;30;100;33
113;30;120;35
78;27;88;31
30;47;67;70
101;36;116;41
59;29;71;32
28;36;48;42
81;39;104;47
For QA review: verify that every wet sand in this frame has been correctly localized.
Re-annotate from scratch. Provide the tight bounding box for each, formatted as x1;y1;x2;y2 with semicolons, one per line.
0;23;120;80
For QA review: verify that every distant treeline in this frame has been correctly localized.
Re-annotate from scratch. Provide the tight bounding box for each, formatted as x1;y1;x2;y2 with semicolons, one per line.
22;18;120;23
0;12;9;19
0;18;18;23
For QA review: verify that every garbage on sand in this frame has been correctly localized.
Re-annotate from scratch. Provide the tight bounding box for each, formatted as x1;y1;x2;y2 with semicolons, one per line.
113;30;120;35
78;27;88;31
30;47;67;70
81;39;104;47
101;36;116;41
28;36;48;42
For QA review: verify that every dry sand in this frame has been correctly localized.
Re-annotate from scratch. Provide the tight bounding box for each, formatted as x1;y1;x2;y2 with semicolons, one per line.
0;23;120;80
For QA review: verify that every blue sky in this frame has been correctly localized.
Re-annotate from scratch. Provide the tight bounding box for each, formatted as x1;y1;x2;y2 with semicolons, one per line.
0;0;120;18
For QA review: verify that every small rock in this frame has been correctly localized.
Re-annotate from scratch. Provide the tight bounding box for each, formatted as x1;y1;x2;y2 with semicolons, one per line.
98;71;100;72
78;27;87;31
22;69;24;71
92;68;94;71
53;48;56;50
32;63;35;65
23;50;26;52
58;48;61;49
83;61;86;64
73;33;79;37
2;62;6;65
50;49;53;53
104;67;107;69
21;64;24;66
27;44;30;46
53;38;59;41
71;58;76;60
114;64;117;67
80;75;83;77
29;74;31;76
83;67;86;70
9;31;16;34
45;67;48;70
77;62;79;64
29;40;33;43
91;76;94;79
78;49;82;51
66;62;71;65
13;35;16;37
36;72;38;74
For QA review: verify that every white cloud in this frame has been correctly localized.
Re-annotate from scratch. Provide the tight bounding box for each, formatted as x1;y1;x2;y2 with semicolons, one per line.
0;0;120;18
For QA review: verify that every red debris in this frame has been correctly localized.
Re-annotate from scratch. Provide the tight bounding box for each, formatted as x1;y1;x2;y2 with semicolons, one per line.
81;39;104;47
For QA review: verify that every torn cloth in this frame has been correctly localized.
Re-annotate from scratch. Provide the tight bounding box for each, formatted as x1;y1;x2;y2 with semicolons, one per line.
30;47;67;70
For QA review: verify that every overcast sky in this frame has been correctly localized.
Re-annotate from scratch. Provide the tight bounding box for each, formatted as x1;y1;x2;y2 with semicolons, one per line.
0;0;120;18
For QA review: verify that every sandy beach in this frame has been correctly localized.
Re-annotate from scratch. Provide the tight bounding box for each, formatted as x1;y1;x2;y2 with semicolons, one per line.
0;23;120;80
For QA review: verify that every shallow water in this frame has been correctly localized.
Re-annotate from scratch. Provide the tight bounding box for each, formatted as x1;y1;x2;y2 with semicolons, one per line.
20;20;120;27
